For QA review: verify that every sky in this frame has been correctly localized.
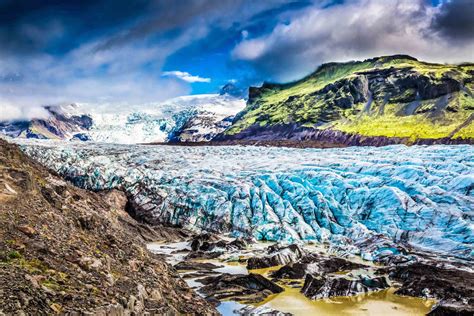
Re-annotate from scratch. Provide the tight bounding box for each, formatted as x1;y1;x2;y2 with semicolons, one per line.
0;0;473;120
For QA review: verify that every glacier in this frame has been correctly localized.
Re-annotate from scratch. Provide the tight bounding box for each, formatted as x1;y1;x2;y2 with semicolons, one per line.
17;140;474;260
0;94;245;143
83;94;245;143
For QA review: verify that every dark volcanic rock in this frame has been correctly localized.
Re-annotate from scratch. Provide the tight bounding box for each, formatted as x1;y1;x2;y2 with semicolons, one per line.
247;244;304;269
301;274;389;299
227;238;248;250
185;250;224;260
308;255;368;275
427;301;474;316
190;234;248;252
389;262;474;306
174;261;223;271
271;254;367;279
190;233;222;251
184;235;248;260
198;273;284;304
271;262;308;279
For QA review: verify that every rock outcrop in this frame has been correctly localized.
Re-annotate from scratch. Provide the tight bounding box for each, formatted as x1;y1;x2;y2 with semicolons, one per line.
0;139;215;315
197;273;284;304
389;262;474;307
223;55;474;144
247;244;304;269
271;254;367;279
301;273;389;299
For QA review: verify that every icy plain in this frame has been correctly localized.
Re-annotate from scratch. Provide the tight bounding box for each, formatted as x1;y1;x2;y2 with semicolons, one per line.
18;141;474;260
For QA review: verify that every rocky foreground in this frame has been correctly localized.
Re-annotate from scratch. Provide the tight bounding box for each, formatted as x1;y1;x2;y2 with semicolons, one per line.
0;139;215;315
153;233;474;315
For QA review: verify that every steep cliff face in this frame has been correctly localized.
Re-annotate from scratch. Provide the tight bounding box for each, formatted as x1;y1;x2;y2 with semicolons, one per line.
223;55;474;145
0;139;216;315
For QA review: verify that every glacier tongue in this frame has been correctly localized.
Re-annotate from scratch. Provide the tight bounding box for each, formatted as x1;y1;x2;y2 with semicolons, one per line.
18;141;474;260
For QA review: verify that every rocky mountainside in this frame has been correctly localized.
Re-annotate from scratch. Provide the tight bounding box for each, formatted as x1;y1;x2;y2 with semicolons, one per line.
221;55;474;145
0;104;93;140
0;138;215;314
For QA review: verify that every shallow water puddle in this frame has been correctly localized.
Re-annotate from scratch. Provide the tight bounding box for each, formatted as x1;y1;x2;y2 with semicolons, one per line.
247;264;435;316
253;286;435;316
148;241;436;316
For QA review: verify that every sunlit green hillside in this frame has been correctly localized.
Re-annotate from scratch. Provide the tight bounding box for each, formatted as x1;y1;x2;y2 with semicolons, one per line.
227;55;474;142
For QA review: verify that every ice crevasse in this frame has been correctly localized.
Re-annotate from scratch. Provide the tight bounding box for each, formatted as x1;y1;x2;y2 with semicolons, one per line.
18;141;474;260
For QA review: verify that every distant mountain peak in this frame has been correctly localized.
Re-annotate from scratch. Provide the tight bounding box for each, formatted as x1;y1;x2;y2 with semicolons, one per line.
220;82;247;99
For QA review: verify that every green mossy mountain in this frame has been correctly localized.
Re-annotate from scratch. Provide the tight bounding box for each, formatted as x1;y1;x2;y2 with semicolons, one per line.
225;55;474;144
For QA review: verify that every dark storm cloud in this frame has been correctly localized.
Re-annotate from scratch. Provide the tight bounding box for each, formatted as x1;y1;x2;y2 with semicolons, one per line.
0;0;296;55
0;0;153;55
1;0;472;120
0;0;297;120
431;0;474;41
233;0;474;82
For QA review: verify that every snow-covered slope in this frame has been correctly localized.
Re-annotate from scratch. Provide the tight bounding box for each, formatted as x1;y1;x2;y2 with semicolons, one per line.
84;94;245;143
0;94;245;143
0;104;92;140
18;141;474;261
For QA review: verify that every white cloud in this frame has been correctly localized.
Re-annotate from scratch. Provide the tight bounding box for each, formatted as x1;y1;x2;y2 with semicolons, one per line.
162;71;211;83
232;0;474;82
0;101;50;121
0;26;205;120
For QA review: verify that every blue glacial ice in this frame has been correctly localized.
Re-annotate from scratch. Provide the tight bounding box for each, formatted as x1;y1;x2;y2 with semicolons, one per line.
18;141;474;260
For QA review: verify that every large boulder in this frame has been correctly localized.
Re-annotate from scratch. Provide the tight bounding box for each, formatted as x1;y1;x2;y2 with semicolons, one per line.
197;273;284;304
247;244;304;270
190;234;248;252
301;274;389;299
190;233;222;251
427;301;474;316
173;261;223;271
271;262;308;279
271;254;367;279
389;262;474;305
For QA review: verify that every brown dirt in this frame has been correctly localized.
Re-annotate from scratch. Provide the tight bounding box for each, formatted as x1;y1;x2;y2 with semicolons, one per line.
0;139;217;315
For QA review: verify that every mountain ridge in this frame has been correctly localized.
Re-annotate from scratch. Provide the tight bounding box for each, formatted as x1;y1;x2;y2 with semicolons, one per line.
221;55;474;145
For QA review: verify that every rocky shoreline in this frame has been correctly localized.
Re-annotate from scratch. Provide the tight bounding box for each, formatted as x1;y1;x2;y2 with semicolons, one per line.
150;233;473;315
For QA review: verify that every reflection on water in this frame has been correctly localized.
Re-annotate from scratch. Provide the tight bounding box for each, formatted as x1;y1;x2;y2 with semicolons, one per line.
217;301;247;315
